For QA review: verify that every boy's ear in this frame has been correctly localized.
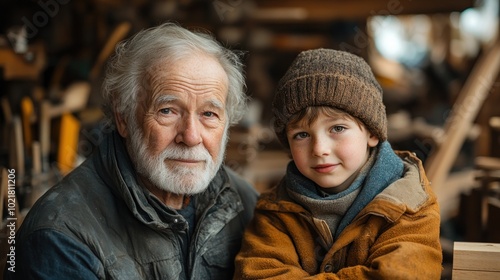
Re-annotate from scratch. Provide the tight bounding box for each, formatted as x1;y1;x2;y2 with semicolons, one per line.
368;133;379;147
115;111;128;138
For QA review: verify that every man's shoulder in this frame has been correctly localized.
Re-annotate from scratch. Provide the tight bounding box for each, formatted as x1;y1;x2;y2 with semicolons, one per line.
221;166;258;210
18;163;113;237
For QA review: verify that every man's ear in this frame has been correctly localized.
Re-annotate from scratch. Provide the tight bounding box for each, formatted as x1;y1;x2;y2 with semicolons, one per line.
115;111;128;138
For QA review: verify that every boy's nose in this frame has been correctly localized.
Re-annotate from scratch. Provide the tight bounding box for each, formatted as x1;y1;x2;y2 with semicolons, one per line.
312;137;331;157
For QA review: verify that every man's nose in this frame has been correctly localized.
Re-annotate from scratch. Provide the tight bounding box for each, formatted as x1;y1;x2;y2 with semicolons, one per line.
175;115;202;146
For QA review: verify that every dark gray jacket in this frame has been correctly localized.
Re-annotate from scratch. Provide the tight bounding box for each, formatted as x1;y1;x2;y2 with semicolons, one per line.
5;130;258;279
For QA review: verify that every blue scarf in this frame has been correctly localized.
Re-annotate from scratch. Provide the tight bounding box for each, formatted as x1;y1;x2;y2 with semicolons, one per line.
286;141;404;238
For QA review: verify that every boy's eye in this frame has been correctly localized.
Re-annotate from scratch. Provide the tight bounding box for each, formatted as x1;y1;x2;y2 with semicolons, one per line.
294;132;309;139
332;126;345;133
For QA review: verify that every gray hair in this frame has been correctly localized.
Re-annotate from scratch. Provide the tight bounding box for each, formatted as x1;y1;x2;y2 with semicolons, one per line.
102;22;247;127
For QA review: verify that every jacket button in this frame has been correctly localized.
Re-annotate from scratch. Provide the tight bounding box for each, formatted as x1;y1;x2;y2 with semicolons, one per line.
324;264;333;272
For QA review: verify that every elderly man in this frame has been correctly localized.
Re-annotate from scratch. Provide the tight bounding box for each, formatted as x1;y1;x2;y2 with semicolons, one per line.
5;23;258;279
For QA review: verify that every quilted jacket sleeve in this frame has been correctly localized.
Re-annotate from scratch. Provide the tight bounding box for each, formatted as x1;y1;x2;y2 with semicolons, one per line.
4;229;103;280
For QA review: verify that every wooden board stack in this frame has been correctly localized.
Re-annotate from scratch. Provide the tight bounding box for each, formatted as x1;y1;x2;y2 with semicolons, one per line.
453;242;500;279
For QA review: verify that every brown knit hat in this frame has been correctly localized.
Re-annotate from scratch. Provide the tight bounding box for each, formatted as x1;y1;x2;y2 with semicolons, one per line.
272;48;387;148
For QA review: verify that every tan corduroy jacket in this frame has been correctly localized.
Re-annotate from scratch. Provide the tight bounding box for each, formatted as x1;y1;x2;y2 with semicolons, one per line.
234;151;442;280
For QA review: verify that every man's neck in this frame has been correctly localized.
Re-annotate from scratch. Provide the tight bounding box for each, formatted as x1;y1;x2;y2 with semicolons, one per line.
139;177;185;209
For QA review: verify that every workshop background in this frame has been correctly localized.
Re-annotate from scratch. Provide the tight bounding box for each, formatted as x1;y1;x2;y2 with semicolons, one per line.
1;0;500;279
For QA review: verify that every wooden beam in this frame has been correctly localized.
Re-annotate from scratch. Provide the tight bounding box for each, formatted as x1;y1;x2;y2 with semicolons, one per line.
424;37;500;192
251;0;475;22
89;21;131;81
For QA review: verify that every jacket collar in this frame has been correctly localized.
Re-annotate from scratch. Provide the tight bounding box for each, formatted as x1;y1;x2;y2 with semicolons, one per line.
335;141;403;237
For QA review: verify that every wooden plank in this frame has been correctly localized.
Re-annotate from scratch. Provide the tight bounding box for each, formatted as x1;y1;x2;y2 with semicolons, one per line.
425;37;500;192
20;96;35;152
475;156;500;171
32;141;41;176
57;113;81;175
39;101;51;173
453;242;500;272
452;270;500;280
12;117;25;180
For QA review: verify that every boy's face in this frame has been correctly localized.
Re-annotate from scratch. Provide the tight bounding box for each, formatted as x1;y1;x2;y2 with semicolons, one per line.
286;109;379;194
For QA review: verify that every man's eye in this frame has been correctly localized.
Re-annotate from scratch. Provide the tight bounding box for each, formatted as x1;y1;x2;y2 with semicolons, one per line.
203;111;216;118
160;108;171;114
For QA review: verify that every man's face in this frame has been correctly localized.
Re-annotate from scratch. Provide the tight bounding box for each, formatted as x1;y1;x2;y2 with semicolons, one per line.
118;53;229;195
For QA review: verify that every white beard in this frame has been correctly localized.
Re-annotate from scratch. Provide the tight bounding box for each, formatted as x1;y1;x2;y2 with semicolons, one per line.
126;120;228;195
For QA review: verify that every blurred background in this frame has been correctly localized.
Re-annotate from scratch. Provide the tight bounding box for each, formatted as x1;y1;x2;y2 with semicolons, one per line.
1;0;500;278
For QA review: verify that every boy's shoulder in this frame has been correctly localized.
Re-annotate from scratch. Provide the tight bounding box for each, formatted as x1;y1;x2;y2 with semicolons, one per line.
256;179;307;214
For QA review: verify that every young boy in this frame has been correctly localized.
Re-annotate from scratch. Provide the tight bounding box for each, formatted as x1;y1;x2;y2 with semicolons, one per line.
234;49;443;279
